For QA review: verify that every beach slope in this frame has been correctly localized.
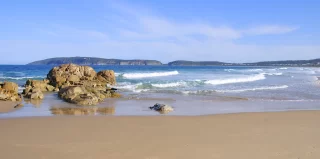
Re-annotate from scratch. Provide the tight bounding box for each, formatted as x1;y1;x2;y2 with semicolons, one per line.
0;111;320;159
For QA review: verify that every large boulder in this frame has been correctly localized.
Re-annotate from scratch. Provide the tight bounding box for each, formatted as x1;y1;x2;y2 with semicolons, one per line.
96;70;116;85
47;63;97;88
0;82;21;102
45;64;120;106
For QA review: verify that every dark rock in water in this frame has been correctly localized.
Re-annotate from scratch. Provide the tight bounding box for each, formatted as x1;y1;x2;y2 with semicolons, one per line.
150;103;174;113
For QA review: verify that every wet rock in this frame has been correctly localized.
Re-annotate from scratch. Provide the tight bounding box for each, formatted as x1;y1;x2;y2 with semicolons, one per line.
26;88;44;100
58;86;100;106
44;64;121;105
58;86;121;106
0;82;21;102
96;70;116;85
23;79;56;99
149;103;174;113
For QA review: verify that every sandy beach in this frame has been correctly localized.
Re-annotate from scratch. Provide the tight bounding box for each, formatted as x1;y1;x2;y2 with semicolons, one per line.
0;111;319;159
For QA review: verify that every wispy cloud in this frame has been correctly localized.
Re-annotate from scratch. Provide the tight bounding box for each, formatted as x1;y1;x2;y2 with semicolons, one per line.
0;1;317;64
104;2;298;41
244;25;299;36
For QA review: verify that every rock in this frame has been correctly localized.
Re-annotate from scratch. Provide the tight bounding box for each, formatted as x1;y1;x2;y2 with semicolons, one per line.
14;103;24;108
58;85;121;106
54;87;60;92
44;64;121;105
58;86;100;106
2;82;19;92
96;70;116;85
0;82;21;102
149;103;174;113
47;63;97;88
24;88;44;100
23;79;56;99
25;79;48;92
46;85;55;92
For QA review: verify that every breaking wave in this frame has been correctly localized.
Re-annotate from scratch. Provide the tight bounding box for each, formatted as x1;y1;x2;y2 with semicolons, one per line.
0;76;46;80
121;71;179;79
216;85;289;93
205;73;266;85
152;82;186;88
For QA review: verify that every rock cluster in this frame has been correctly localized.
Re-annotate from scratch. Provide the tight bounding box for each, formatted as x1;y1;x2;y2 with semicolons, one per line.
0;82;21;102
9;63;120;106
22;79;56;99
46;64;119;105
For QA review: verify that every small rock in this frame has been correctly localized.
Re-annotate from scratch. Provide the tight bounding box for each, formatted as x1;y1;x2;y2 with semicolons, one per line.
14;103;24;108
150;103;174;113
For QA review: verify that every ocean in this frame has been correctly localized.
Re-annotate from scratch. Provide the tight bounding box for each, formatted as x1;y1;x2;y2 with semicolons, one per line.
1;65;320;117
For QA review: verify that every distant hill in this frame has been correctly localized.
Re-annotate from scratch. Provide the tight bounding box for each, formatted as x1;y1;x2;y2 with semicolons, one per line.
28;57;162;66
28;57;320;67
168;59;320;67
168;60;230;66
244;58;320;66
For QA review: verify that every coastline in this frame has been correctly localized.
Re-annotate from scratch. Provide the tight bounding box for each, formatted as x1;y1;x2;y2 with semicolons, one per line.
1;110;320;159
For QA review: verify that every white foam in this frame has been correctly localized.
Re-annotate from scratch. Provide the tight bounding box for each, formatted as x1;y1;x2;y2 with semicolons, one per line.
0;76;46;80
279;67;288;70
152;82;186;88
122;71;179;79
264;72;283;76
205;73;266;85
18;86;25;93
217;85;289;93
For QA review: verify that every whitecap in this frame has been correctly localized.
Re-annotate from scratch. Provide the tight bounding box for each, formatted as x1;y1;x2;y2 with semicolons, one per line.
152;82;186;88
216;85;288;93
0;76;46;80
204;73;266;85
122;71;179;79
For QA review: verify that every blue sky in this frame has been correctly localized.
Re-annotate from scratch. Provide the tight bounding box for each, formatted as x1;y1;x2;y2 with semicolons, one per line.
0;0;319;64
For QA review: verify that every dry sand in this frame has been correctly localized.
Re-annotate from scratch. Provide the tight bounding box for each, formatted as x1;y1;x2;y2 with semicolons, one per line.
0;111;320;159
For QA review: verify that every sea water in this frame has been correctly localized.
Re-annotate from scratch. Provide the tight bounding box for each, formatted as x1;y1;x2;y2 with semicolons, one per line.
0;65;320;117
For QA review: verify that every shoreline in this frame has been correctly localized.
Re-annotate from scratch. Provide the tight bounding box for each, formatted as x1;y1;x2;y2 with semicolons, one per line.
1;110;320;159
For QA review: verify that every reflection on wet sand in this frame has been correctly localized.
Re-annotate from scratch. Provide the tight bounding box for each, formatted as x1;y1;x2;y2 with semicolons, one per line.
24;99;43;108
50;106;115;115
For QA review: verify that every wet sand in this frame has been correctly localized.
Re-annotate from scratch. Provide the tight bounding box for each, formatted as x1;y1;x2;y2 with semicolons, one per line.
0;101;22;113
0;111;320;159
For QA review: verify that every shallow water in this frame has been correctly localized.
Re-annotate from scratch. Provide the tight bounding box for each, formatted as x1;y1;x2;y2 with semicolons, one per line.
0;65;320;117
